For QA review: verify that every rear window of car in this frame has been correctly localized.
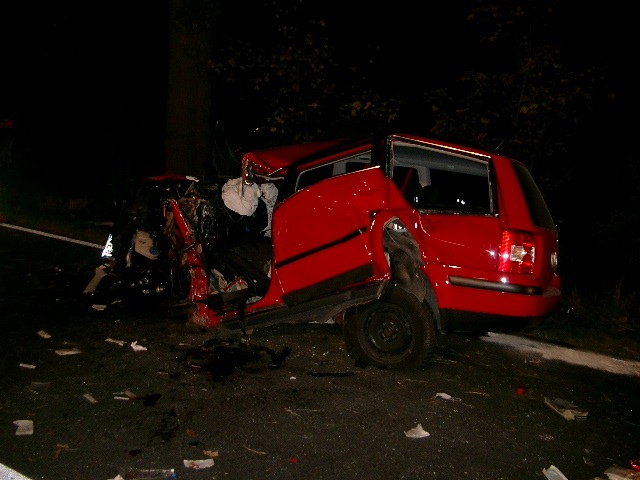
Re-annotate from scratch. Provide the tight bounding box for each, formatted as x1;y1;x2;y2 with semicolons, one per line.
391;142;493;215
511;160;556;230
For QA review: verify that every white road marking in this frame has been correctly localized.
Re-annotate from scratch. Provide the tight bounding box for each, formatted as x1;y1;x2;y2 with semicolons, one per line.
0;463;32;480
0;223;103;249
483;332;640;377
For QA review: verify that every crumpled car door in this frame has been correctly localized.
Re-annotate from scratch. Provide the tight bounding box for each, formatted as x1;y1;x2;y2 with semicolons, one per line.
271;167;389;306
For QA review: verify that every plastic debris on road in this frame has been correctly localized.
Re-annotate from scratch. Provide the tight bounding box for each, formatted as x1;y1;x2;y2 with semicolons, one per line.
19;363;36;369
544;396;588;420
106;338;126;346
404;423;430;439
542;465;568;480
13;420;33;436
37;330;51;339
604;466;640;479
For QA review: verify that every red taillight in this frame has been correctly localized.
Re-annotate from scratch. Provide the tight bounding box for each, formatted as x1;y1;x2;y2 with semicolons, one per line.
498;231;536;274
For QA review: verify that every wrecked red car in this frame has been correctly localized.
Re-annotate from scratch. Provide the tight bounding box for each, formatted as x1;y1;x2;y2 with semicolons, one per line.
88;132;561;370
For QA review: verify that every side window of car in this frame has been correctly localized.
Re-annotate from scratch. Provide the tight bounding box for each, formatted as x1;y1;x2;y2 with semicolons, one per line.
391;143;492;215
296;164;334;191
392;166;422;205
419;169;490;213
295;157;370;192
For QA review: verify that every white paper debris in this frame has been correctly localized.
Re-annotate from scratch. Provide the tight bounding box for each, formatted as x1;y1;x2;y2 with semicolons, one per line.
83;393;98;404
113;390;137;401
37;330;51;339
19;363;36;369
184;459;215;469
604;466;640;480
84;264;109;294
131;341;147;352
542;465;569;480
55;348;81;356
435;392;461;401
13;420;34;436
404;423;430;439
105;338;126;346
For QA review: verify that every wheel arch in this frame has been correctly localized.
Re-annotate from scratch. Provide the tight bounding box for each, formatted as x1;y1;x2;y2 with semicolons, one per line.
379;216;444;334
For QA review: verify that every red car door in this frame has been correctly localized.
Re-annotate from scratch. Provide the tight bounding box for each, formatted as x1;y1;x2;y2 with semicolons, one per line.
271;167;389;306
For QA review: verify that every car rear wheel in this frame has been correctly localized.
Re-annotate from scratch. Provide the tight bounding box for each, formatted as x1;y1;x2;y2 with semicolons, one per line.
343;285;436;370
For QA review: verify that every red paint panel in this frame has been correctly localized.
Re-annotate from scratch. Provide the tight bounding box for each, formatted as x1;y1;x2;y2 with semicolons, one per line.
272;168;388;295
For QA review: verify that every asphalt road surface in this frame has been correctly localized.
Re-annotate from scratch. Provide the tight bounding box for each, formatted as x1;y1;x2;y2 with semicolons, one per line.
1;225;639;480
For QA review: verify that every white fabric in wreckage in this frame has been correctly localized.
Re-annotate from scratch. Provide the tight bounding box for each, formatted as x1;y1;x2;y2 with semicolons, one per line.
221;178;278;237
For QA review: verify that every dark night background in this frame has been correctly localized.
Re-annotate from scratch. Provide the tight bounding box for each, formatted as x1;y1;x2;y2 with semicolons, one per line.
0;2;170;196
0;1;638;324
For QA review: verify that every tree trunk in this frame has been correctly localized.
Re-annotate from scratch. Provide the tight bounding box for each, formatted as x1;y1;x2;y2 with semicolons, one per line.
165;0;212;177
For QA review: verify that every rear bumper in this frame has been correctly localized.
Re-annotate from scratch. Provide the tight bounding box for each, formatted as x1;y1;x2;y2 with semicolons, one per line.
439;308;553;334
434;274;561;333
449;275;546;295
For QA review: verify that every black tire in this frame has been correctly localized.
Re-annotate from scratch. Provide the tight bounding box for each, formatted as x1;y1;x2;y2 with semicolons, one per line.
343;285;436;370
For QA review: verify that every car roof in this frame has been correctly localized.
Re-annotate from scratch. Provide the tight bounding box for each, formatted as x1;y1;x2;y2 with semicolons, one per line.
241;140;346;175
241;136;379;177
241;132;509;179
